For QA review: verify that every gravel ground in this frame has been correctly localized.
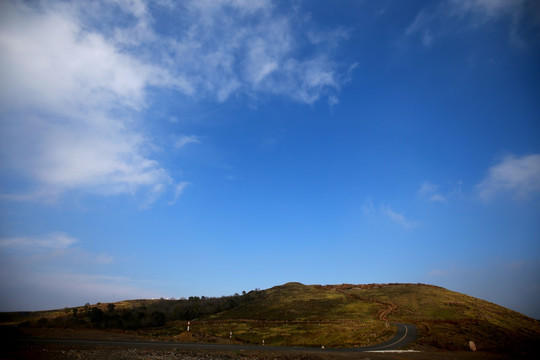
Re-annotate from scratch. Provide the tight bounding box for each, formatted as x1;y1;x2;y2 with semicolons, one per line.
1;343;526;360
1;327;535;360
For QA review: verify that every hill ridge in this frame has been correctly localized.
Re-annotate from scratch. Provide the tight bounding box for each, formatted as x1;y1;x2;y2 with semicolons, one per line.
2;282;539;353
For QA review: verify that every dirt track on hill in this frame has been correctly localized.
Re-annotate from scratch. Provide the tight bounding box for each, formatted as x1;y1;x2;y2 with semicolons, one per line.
332;287;398;322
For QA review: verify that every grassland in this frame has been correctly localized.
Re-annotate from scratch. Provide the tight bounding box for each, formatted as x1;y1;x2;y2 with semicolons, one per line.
2;282;540;355
319;283;540;353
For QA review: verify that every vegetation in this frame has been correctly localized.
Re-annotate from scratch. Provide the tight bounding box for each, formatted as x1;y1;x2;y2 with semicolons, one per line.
2;282;539;353
318;283;540;353
0;291;262;331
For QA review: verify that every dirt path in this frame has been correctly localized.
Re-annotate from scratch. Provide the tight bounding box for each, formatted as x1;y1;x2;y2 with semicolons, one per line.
333;289;398;322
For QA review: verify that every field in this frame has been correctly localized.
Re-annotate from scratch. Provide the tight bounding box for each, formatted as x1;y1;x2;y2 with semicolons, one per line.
2;282;540;358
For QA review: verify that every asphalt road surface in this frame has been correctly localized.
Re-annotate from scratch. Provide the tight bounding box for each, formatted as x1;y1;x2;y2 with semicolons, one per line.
5;323;417;353
355;323;418;352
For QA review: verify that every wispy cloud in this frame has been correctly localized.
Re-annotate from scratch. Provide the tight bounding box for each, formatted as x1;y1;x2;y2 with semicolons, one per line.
361;199;376;214
362;200;418;229
175;135;201;149
450;0;526;20
169;181;190;205
424;259;540;318
0;230;148;310
0;267;158;310
418;180;465;203
0;231;112;265
380;205;418;229
0;232;77;250
0;1;174;204
0;0;352;205
165;0;351;104
476;154;540;201
405;0;539;47
418;181;447;202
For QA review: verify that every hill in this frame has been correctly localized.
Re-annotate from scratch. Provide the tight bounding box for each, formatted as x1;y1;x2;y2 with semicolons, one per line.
2;282;539;354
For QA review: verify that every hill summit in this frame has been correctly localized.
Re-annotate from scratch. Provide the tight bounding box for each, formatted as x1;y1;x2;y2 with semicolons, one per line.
207;282;540;352
2;282;540;354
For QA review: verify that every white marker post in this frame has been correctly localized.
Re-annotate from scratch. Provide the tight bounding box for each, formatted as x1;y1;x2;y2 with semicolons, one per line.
187;321;190;332
229;331;232;339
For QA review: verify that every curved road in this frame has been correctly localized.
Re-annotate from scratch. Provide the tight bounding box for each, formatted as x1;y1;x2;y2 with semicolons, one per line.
353;323;417;352
5;323;417;353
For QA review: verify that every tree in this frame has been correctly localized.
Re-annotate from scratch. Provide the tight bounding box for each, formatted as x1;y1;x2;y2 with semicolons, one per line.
90;307;104;324
107;303;116;312
150;311;166;327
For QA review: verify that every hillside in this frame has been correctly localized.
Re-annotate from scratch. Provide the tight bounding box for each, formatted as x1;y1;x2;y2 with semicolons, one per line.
315;283;540;352
200;282;540;352
2;282;539;354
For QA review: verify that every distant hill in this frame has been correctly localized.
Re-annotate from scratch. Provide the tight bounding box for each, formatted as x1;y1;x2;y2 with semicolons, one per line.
2;282;540;354
203;282;540;352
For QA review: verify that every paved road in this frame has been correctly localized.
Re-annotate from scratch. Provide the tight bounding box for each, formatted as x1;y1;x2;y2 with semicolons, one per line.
6;323;417;353
354;323;417;352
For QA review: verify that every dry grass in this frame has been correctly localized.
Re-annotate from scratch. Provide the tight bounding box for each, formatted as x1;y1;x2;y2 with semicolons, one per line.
187;319;392;348
2;282;540;354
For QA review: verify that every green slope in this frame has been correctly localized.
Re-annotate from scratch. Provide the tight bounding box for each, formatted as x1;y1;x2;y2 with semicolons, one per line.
195;282;540;352
192;282;392;347
331;283;540;352
2;282;539;353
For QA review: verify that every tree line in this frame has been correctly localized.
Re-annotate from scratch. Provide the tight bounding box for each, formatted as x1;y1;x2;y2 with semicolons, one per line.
26;289;263;330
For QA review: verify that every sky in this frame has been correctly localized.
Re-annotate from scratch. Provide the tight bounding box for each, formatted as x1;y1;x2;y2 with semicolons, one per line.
0;0;539;319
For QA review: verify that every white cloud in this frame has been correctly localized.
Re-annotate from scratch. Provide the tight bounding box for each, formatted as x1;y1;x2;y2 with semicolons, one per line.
169;181;190;205
423;259;540;319
477;154;540;201
0;267;157;311
0;1;177;203
418;181;447;202
0;232;77;250
449;0;524;19
362;200;417;229
380;205;418;229
166;0;349;103
0;230;143;310
0;231;112;265
406;0;539;47
362;199;376;214
0;0;352;204
175;135;201;149
418;180;464;203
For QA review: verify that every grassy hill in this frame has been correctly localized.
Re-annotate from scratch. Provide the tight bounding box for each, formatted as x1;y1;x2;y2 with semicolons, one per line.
316;283;540;352
2;282;539;354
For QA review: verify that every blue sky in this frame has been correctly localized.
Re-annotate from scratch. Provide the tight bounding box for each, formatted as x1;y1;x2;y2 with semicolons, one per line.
1;0;540;319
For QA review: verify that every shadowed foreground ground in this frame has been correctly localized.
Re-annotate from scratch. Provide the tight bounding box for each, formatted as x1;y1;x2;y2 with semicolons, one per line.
0;342;526;360
1;327;535;360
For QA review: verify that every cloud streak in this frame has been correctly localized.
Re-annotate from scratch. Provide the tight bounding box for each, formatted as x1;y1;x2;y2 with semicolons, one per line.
169;182;190;205
405;0;540;47
362;200;418;229
380;205;418;229
418;181;447;202
0;267;158;311
0;231;112;265
175;135;201;149
477;154;540;201
163;0;350;103
0;232;77;250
